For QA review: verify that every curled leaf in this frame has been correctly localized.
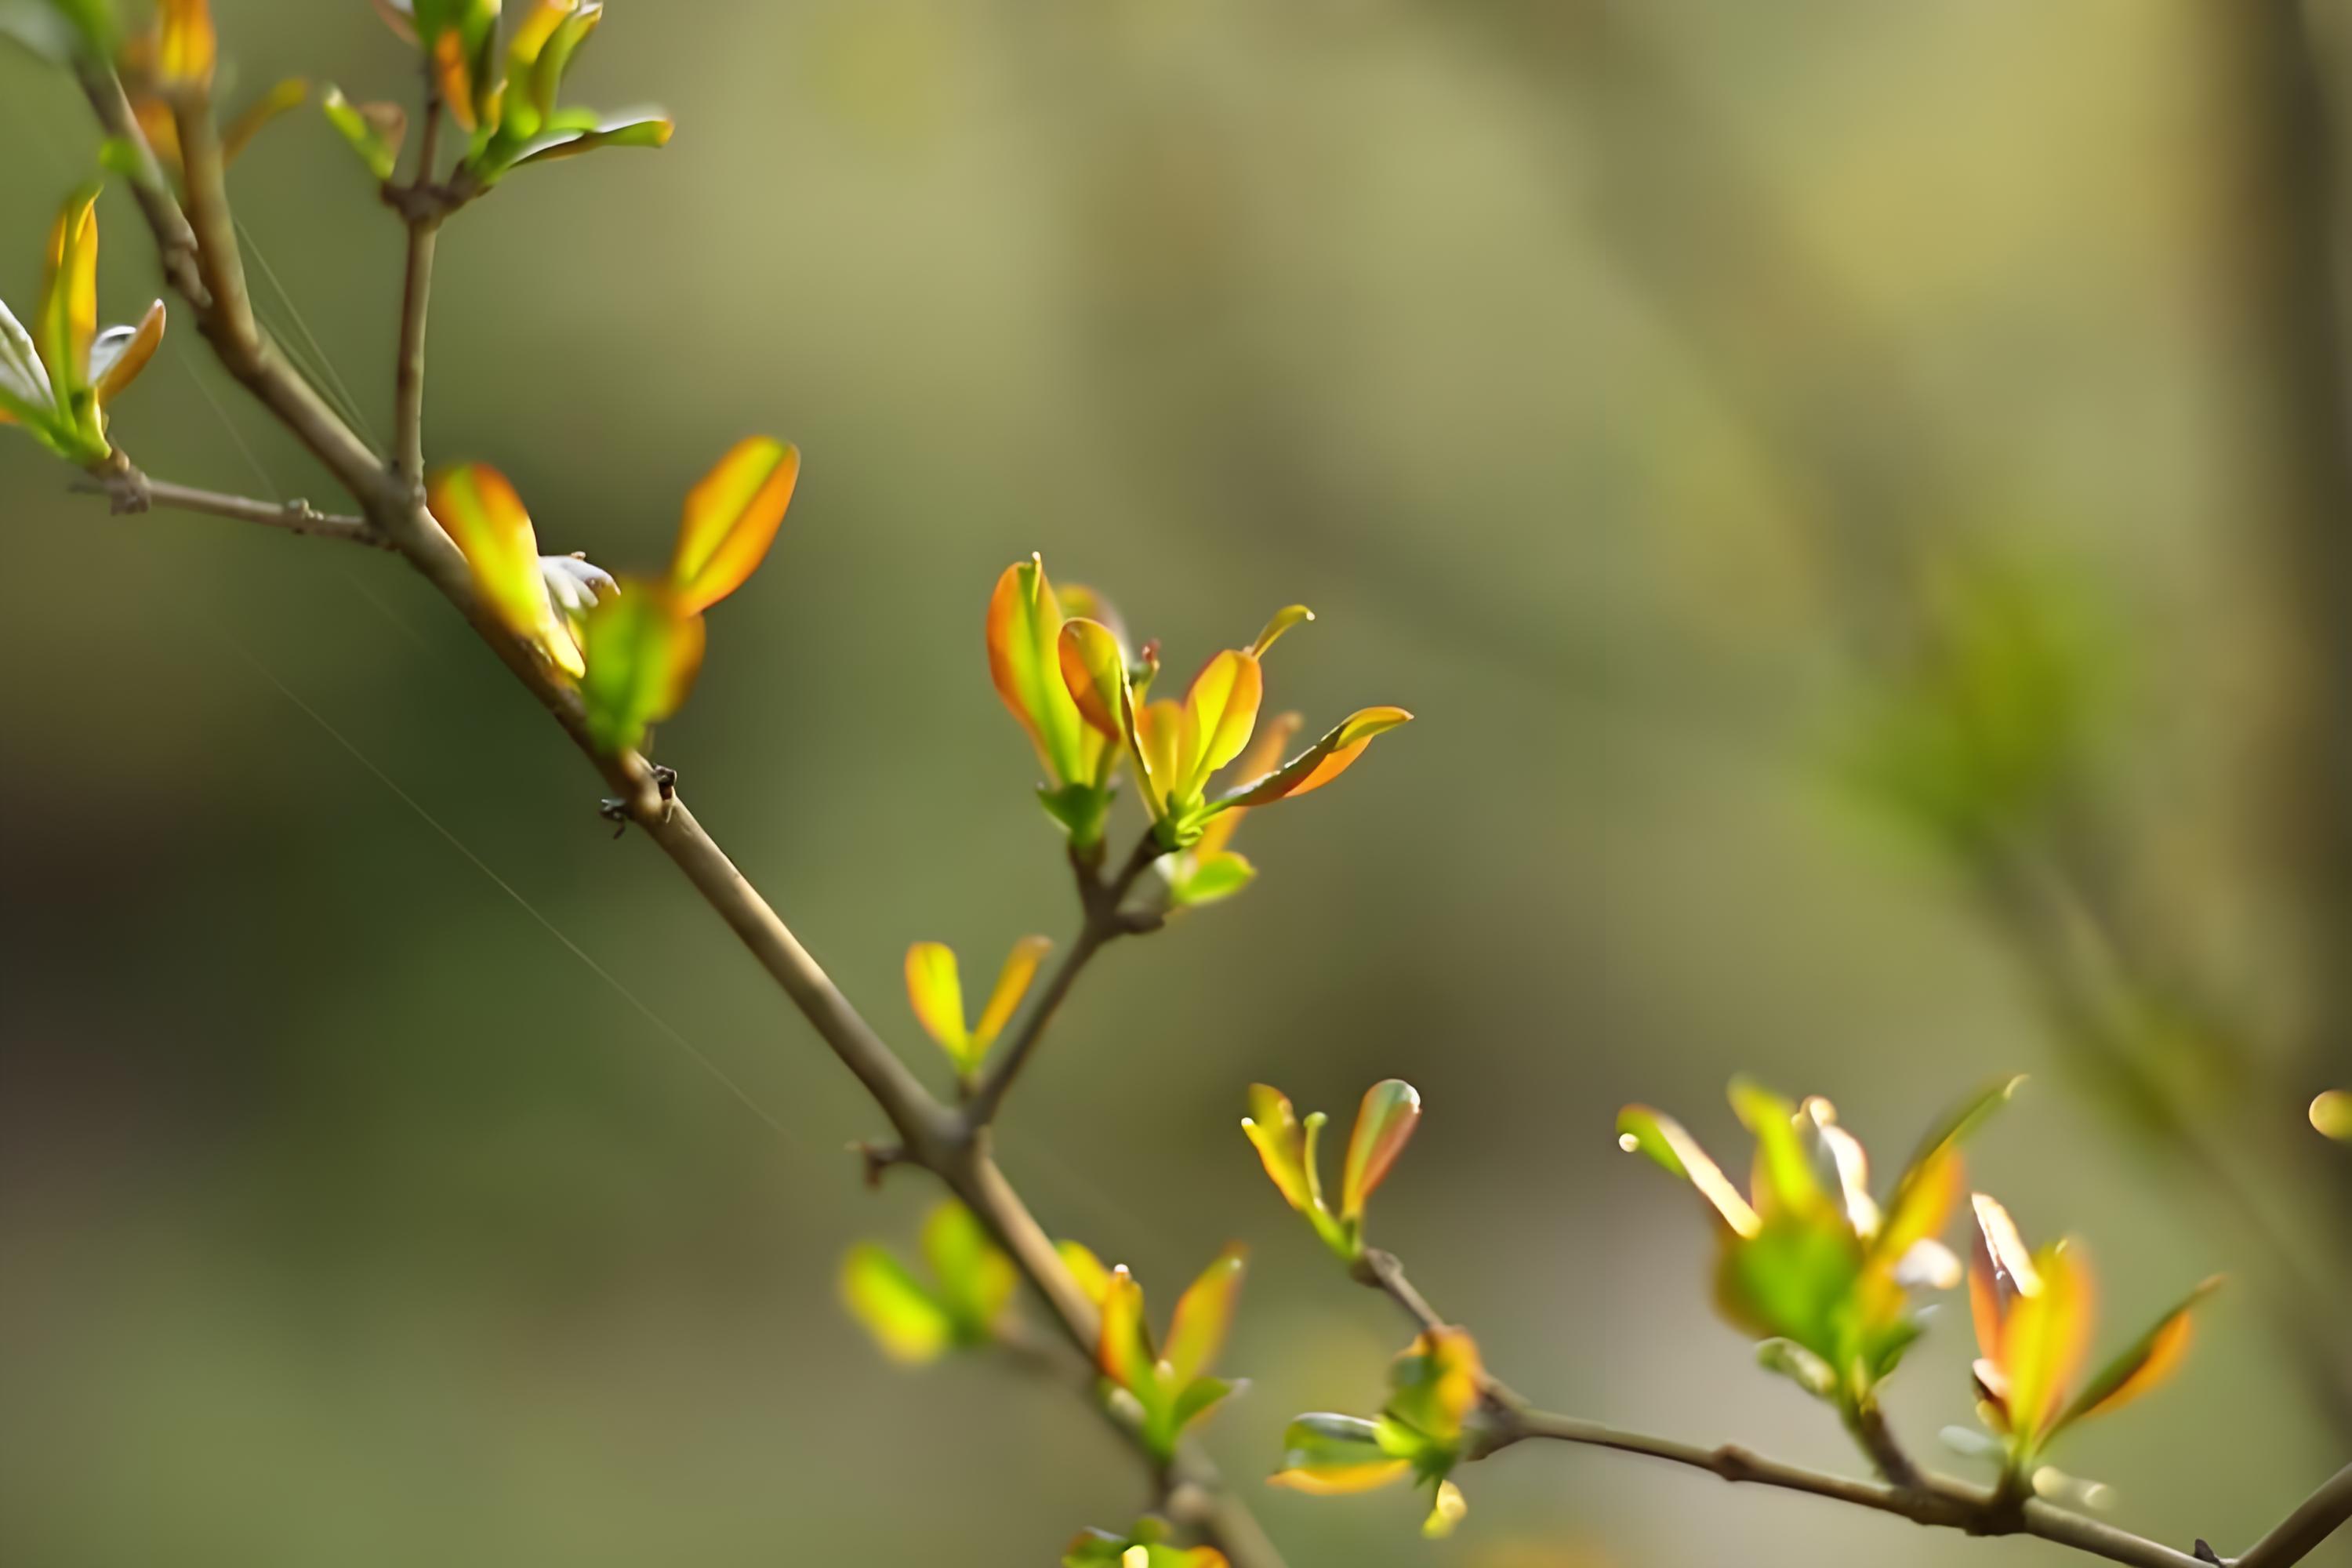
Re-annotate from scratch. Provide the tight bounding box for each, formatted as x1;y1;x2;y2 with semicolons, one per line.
1616;1105;1762;1239
988;556;1087;787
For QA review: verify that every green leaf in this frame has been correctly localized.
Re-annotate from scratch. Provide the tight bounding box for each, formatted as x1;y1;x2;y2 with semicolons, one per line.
1269;1413;1413;1495
1166;849;1255;906
579;580;707;753
1713;1216;1863;1366
321;87;406;181
839;1243;953;1365
920;1200;1014;1344
1756;1337;1837;1400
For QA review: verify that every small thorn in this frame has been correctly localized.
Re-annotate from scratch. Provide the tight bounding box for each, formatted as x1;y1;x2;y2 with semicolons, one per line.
2193;1542;2222;1565
851;1140;908;1189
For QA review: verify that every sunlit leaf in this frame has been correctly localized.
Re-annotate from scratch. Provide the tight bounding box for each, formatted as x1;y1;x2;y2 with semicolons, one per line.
1967;1192;2042;1367
2054;1277;2219;1432
1097;1265;1156;1395
427;464;586;677
1163;1246;1245;1385
1340;1080;1420;1223
1058;616;1131;742
38;183;99;417
970;935;1051;1052
1190;713;1299;862
1176;649;1264;801
1998;1240;2091;1444
321;87;407;180
1421;1479;1468;1539
1616;1105;1761;1238
839;1242;952;1364
509;111;675;168
1879;1076;2022;1261
666;437;797;614
1250;604;1313;658
1269;1414;1412;1495
1166;850;1255;907
154;0;214;86
902;941;969;1064
1385;1327;1481;1446
1242;1084;1314;1214
1058;1240;1115;1308
988;556;1087;787
579;579;706;751
1729;1078;1825;1223
1215;706;1413;810
1714;1215;1862;1363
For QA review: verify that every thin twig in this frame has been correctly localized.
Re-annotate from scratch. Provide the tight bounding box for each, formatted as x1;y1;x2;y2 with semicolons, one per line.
962;833;1163;1129
393;65;444;494
74;463;385;546
72;63;208;308
1363;1245;2347;1568
2234;1461;2352;1568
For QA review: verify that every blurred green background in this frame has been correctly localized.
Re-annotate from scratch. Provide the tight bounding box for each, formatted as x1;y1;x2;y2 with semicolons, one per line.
2;1;2350;1564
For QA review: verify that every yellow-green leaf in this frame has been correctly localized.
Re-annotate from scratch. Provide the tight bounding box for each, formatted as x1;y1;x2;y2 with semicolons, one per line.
970;935;1051;1052
1058;1239;1115;1308
1215;706;1413;810
903;941;969;1064
1097;1265;1156;1394
1250;604;1314;658
920;1200;1015;1340
1269;1414;1411;1495
1163;1245;1245;1385
1617;1105;1761;1239
321;87;406;180
1999;1240;2089;1444
427;463;584;677
670;437;797;615
1176;649;1264;800
1341;1079;1421;1222
1058;616;1131;743
155;0;215;86
579;579;706;752
1242;1084;1313;1214
988;556;1087;788
840;1242;953;1364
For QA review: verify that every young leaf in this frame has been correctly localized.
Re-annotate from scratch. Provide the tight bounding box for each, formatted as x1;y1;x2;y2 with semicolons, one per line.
1096;1265;1156;1395
902;942;969;1065
1162;1245;1246;1385
1998;1240;2091;1445
1616;1105;1762;1238
2053;1277;2220;1433
670;437;797;614
154;0;215;87
988;556;1087;788
1214;706;1413;810
1058;616;1131;742
1268;1414;1412;1495
1340;1079;1420;1222
1166;850;1256;907
1250;604;1314;657
1242;1085;1315;1214
321;88;406;180
969;935;1051;1054
1058;1240;1115;1308
1175;649;1264;801
840;1243;953;1365
426;464;585;677
579;580;707;752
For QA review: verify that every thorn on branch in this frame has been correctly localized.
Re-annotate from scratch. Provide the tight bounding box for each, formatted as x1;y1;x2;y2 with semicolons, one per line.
2194;1542;2223;1565
598;797;632;838
851;1140;911;1188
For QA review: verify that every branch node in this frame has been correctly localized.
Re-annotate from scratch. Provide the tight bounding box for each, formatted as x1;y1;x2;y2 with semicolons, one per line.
852;1140;912;1189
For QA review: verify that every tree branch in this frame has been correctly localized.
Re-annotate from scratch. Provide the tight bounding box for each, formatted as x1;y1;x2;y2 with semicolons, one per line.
73;459;385;546
2234;1461;2352;1568
1359;1246;2347;1568
961;833;1162;1129
393;67;444;494
73;63;208;308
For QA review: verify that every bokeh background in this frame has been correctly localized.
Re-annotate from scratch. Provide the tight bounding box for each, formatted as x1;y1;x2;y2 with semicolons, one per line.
3;1;2350;1564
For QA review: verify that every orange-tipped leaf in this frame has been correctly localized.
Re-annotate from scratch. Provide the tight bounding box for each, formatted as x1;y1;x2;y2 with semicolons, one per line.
670;437;798;614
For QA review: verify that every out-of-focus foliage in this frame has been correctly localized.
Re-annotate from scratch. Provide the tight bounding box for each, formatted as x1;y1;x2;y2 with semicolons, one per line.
1617;1077;2018;1414
1241;1079;1420;1262
1849;557;2118;854
1965;1193;2217;1478
838;1200;1016;1367
427;462;587;677
0;183;162;464
1060;1240;1247;1461
578;578;702;755
1271;1327;1481;1539
2311;1091;2351;1142
320;86;405;180
902;934;1049;1082
1064;1516;1228;1568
